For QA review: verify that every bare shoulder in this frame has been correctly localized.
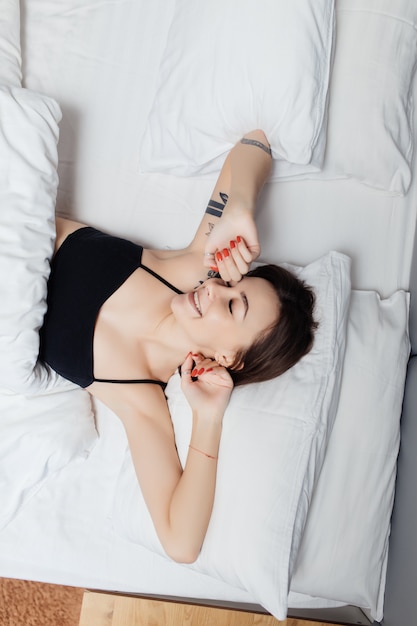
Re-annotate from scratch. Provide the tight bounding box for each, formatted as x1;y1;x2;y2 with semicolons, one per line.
89;379;175;437
55;216;88;252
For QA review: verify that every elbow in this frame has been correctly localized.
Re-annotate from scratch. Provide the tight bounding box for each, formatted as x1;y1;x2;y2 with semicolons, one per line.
163;542;201;565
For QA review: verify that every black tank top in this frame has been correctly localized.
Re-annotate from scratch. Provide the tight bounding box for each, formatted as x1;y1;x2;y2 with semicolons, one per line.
39;227;183;388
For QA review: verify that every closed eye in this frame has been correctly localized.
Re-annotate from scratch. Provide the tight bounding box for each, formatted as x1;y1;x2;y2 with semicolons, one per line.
229;294;248;317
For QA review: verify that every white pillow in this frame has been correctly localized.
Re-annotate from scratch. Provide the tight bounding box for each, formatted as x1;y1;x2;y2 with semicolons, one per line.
0;385;97;530
294;0;417;195
0;85;98;524
0;85;72;393
112;251;351;621
291;289;410;623
0;0;21;87
139;0;335;179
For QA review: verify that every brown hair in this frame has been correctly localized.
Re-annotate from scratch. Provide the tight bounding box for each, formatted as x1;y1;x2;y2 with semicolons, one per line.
229;264;318;387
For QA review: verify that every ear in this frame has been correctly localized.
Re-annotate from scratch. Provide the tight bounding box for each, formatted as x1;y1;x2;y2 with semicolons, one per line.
215;351;243;369
214;352;231;368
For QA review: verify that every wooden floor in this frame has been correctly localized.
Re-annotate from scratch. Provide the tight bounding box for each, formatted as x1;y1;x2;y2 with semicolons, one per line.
79;591;342;626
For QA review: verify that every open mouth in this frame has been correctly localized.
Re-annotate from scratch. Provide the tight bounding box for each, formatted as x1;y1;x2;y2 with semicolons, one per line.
192;290;202;316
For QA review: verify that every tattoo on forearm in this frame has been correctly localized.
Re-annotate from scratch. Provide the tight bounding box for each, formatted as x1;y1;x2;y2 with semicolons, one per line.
205;192;229;218
240;137;272;156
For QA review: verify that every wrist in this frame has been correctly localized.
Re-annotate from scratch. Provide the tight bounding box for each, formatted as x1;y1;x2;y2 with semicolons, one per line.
190;413;222;459
192;410;224;434
240;136;272;157
192;409;224;429
241;129;271;152
188;444;218;460
225;196;254;217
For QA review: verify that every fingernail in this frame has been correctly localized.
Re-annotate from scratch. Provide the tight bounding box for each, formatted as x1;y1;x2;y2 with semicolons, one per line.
236;236;242;244
197;368;205;375
210;265;218;272
191;368;198;376
230;240;236;249
222;248;230;258
206;368;213;373
216;251;223;262
192;353;199;357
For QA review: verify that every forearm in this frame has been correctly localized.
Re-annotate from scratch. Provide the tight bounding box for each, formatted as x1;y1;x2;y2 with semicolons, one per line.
226;129;272;214
165;412;222;563
123;409;222;564
189;130;271;254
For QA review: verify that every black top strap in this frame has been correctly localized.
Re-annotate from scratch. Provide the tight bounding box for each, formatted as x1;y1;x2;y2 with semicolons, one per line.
140;263;183;294
93;377;166;387
92;257;182;387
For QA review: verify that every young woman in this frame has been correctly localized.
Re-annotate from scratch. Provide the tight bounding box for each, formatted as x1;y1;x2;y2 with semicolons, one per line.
40;130;316;563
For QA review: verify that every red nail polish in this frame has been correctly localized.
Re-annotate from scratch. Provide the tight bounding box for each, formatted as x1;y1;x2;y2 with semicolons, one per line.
236;236;242;244
206;368;213;373
198;368;205;375
222;248;230;258
191;369;198;376
216;251;223;262
230;240;236;249
210;266;218;272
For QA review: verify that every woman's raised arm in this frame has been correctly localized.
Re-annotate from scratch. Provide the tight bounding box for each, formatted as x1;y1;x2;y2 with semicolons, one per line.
189;130;272;282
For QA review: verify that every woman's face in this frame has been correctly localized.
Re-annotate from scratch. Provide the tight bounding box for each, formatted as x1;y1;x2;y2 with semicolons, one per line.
171;277;280;366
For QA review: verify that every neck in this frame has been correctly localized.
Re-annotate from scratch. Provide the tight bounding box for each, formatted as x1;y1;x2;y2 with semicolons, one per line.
142;311;197;382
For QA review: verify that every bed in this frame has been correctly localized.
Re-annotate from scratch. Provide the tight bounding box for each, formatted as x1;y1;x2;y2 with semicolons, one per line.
0;1;416;625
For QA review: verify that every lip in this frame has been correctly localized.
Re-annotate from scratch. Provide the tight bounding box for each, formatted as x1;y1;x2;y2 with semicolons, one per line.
188;291;202;316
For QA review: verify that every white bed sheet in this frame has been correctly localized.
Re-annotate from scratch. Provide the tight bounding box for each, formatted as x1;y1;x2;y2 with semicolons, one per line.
0;401;251;601
21;0;416;295
9;402;339;615
1;0;416;619
0;398;345;615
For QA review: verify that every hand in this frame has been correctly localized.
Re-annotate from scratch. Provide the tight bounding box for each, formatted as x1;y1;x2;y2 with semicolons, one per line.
204;207;260;284
180;353;234;422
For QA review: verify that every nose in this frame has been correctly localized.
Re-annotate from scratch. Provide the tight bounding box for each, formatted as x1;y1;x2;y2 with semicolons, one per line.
206;280;230;298
206;280;233;308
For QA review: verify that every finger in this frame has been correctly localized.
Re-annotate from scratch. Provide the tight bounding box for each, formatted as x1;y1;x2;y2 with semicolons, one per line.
203;365;234;388
215;249;242;283
248;245;261;262
191;352;205;365
195;356;216;368
214;250;231;283
203;251;217;269
229;240;251;275
191;365;233;390
235;236;254;264
180;352;195;386
222;250;244;282
190;358;218;377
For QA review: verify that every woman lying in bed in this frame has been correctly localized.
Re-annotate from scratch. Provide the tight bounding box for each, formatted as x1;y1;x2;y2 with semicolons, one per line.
40;130;316;563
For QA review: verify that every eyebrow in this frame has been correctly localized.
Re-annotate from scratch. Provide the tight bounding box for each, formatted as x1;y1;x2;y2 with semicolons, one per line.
241;292;248;319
